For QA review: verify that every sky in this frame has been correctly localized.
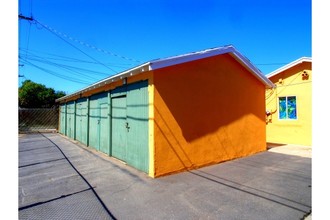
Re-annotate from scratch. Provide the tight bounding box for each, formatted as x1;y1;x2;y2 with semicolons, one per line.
17;0;312;94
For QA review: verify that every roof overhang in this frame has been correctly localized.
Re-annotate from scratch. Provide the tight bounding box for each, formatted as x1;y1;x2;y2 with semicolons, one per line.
56;62;150;102
56;45;275;103
266;57;312;78
149;45;274;89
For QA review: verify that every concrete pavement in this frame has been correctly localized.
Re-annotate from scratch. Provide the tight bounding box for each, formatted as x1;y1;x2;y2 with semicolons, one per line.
19;133;311;220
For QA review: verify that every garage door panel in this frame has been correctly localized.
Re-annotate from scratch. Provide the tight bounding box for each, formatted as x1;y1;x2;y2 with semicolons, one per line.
126;81;149;173
111;95;127;161
99;103;110;155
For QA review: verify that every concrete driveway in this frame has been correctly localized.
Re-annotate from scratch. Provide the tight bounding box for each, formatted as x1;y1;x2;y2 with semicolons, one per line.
19;133;311;220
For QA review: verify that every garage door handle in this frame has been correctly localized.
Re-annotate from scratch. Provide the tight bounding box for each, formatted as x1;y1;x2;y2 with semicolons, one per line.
125;122;130;131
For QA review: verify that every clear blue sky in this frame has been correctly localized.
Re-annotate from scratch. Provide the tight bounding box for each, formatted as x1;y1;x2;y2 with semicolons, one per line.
18;0;311;94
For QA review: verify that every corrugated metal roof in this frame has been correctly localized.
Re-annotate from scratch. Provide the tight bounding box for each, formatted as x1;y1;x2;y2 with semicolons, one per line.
56;45;274;102
266;57;312;78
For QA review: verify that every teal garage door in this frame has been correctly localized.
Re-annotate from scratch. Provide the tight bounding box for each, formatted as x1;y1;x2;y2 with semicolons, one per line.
111;80;149;173
99;101;110;154
59;104;66;135
75;98;88;145
111;95;127;161
89;92;110;154
66;101;75;139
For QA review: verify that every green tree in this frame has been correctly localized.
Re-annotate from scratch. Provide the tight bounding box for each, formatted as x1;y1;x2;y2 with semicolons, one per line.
19;80;66;108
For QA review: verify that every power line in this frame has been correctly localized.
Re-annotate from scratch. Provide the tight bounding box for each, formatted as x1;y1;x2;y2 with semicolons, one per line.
23;55;107;80
34;21;142;63
19;51;110;83
33;19;118;74
29;0;33;17
19;15;119;74
19;14;34;73
25;56;101;81
20;58;92;85
256;63;288;66
20;49;110;77
23;21;32;61
19;48;134;68
19;15;142;63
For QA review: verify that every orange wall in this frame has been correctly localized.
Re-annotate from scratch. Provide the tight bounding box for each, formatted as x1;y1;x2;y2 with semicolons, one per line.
153;54;266;177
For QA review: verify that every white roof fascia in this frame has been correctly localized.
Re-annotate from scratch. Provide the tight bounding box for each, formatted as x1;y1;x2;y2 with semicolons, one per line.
149;46;234;70
229;50;275;89
56;62;150;102
266;57;312;78
57;45;277;102
86;62;150;88
150;45;274;89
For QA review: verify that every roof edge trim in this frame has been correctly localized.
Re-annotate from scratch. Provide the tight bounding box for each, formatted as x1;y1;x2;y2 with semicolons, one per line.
149;45;234;70
150;45;274;89
266;57;312;78
56;62;150;102
57;45;278;103
229;50;275;89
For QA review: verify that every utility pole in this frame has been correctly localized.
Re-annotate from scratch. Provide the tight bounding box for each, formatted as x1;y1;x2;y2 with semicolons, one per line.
19;14;33;21
18;14;31;86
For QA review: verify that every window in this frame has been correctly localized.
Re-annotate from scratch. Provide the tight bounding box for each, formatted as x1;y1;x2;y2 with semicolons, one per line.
279;96;297;119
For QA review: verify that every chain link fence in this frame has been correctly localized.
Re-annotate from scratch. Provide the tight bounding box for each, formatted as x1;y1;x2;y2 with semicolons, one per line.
19;107;59;133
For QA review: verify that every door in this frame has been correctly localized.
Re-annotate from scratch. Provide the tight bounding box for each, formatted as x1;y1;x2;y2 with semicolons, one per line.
110;80;149;173
80;101;88;145
76;103;82;142
75;98;88;145
89;97;100;151
99;102;110;154
88;92;109;151
126;81;149;173
111;95;127;162
59;104;66;135
66;101;75;139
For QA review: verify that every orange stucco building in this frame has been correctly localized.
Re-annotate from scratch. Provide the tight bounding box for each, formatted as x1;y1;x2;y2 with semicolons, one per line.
57;45;274;177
